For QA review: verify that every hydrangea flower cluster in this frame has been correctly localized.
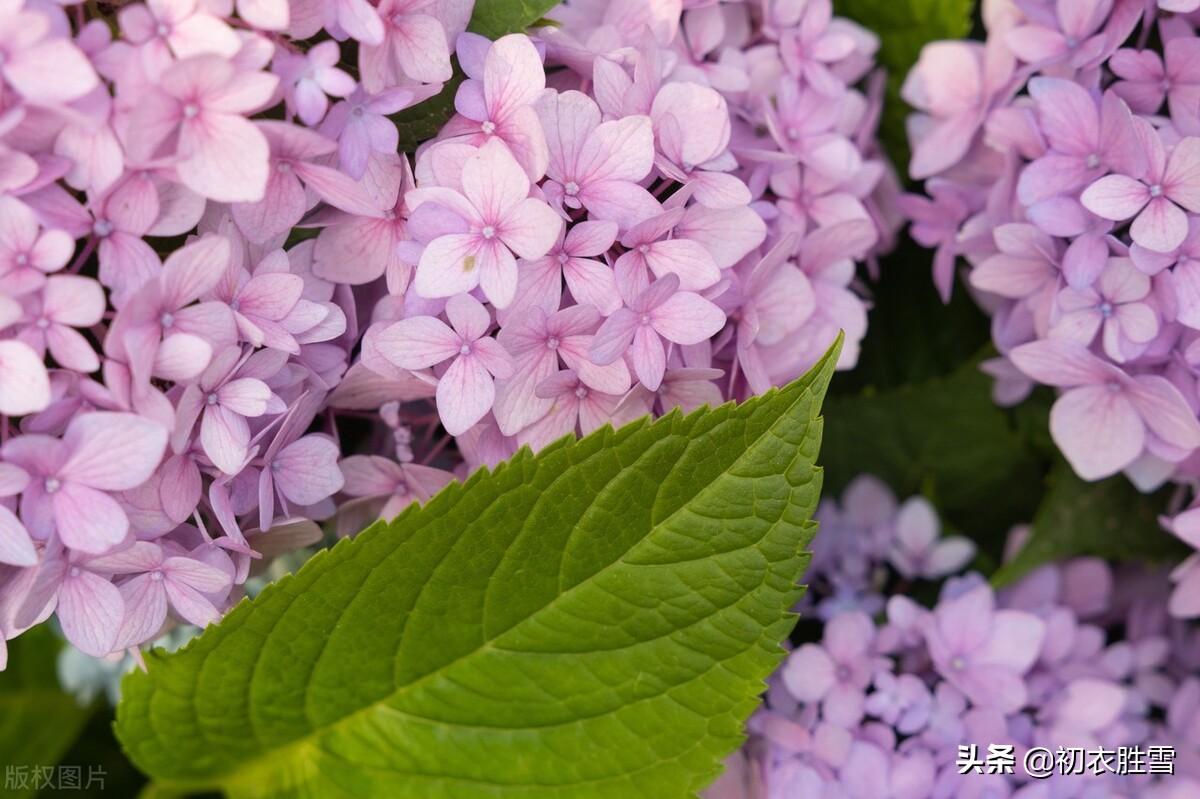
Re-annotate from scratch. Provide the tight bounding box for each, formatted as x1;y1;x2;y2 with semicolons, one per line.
0;0;897;668
901;0;1200;619
708;476;1200;799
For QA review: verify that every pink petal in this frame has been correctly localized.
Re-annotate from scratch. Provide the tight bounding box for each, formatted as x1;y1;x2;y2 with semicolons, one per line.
1166;137;1200;212
413;233;483;298
115;575;168;649
238;273;304;321
436;355;495;436
54;482;129;554
58;569;123;657
201;406;251;475
1051;384;1145;480
484;34;546;117
1131;198;1188;253
376;316;460;369
651;291;726;345
645;240;721;291
1081;174;1150;221
164;556;232;593
589;308;639;365
782;644;835;702
629;326;666;390
1127;375;1200;451
1009;339;1116;387
61;412;168;491
164;579;222;627
272;435;344;506
160;234;231;310
463;139;530;221
445;293;491;341
177;113;270;203
0;506;37;567
44;275;105;327
0;340;51;416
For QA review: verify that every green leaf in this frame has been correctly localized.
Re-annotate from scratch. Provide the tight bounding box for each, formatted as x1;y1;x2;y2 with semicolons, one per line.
823;353;1045;548
468;0;559;39
991;461;1188;586
392;1;557;148
115;341;841;799
0;628;94;799
834;0;974;170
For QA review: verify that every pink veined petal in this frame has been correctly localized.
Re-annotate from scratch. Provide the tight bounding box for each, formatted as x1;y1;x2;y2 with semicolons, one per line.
484;34;546;118
44;275;105;327
1165;137;1200;212
237;273;305;321
4;39;98;105
30;229;75;272
909;112;981;181
232;166;306;243
564;257;622;315
463;139;530;221
164;556;233;593
1131;198;1189;253
376;316;462;371
390;14;454;84
629;325;667;390
565;220;619;257
1050;384;1145;480
60;412;169;491
676;206;767;270
46;325;101;374
925;537;976;578
894;497;939;552
1017;154;1099;207
1056;679;1127;732
1081;174;1150;221
651;291;727;345
413;233;483;298
499;198;562;261
0;506;37;567
1028;77;1099;155
579;114;655;185
272;435;344;506
160;234;231;310
644;240;721;291
115;574;168;649
159;454;202;524
336;0;385;45
976;609;1046;672
1009;339;1117;387
164;578;223;627
0;340;51;416
436;355;496;436
217;378;272;417
576;180;663;231
177;113;271;203
154;332;214;382
53;481;129;555
57;569;124;657
538;89;602;183
590;308;639;365
201;405;251;475
472;337;515;380
445;293;491;341
1127;375;1200;451
493;355;556;436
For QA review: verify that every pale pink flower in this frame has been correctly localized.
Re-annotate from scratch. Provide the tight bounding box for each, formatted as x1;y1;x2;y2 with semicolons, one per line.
359;0;456;90
1111;38;1200;133
0;197;74;296
0;464;36;567
172;348;277;474
515;369;643;452
374;294;515;435
127;54;279;203
275;41;357;127
0;0;99;105
0;412;168;554
1051;257;1160;362
537;90;660;229
231;122;340;243
210;249;308;352
446;33;549;180
886;497;975;581
614;208;721;297
1081;131;1200;253
1011;339;1200;479
321;87;436;179
337;455;454;535
407;139;561;308
590;273;726;391
1005;0;1131;69
118;0;241;74
505;220;621;321
12;276;106;373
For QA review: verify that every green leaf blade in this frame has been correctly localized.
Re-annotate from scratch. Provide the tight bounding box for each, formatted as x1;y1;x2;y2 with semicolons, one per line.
116;342;840;799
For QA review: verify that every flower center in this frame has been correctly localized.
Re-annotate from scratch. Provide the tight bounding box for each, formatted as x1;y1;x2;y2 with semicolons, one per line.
836;664;853;682
45;477;61;494
556;252;569;264
69;566;81;578
564;180;580;196
574;385;587;399
182;103;200;119
229;298;240;312
93;219;113;237
1149;184;1164;198
1065;36;1079;48
546;336;560;349
207;392;219;405
481;225;496;239
637;244;650;255
35;317;49;330
150;571;165;581
1107;380;1122;394
352;107;365;117
277;161;292;173
160;312;175;328
156;22;169;37
1086;153;1100;169
480;120;496;135
459;343;472;356
1099;301;1114;318
639;313;652;326
390;12;405;25
15;253;27;265
786;126;801;140
950;656;966;671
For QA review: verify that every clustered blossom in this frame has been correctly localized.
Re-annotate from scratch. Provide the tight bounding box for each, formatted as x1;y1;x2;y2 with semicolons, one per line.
901;0;1200;618
0;0;897;667
707;477;1200;799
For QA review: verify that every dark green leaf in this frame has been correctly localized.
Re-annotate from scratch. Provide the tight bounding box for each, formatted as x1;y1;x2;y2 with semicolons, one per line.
0;628;94;799
992;461;1187;586
468;0;559;39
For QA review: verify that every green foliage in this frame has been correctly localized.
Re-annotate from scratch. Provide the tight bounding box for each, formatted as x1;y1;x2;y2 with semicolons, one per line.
992;461;1189;586
0;628;94;799
114;342;841;799
392;0;557;149
824;354;1044;549
834;0;975;171
468;0;559;39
